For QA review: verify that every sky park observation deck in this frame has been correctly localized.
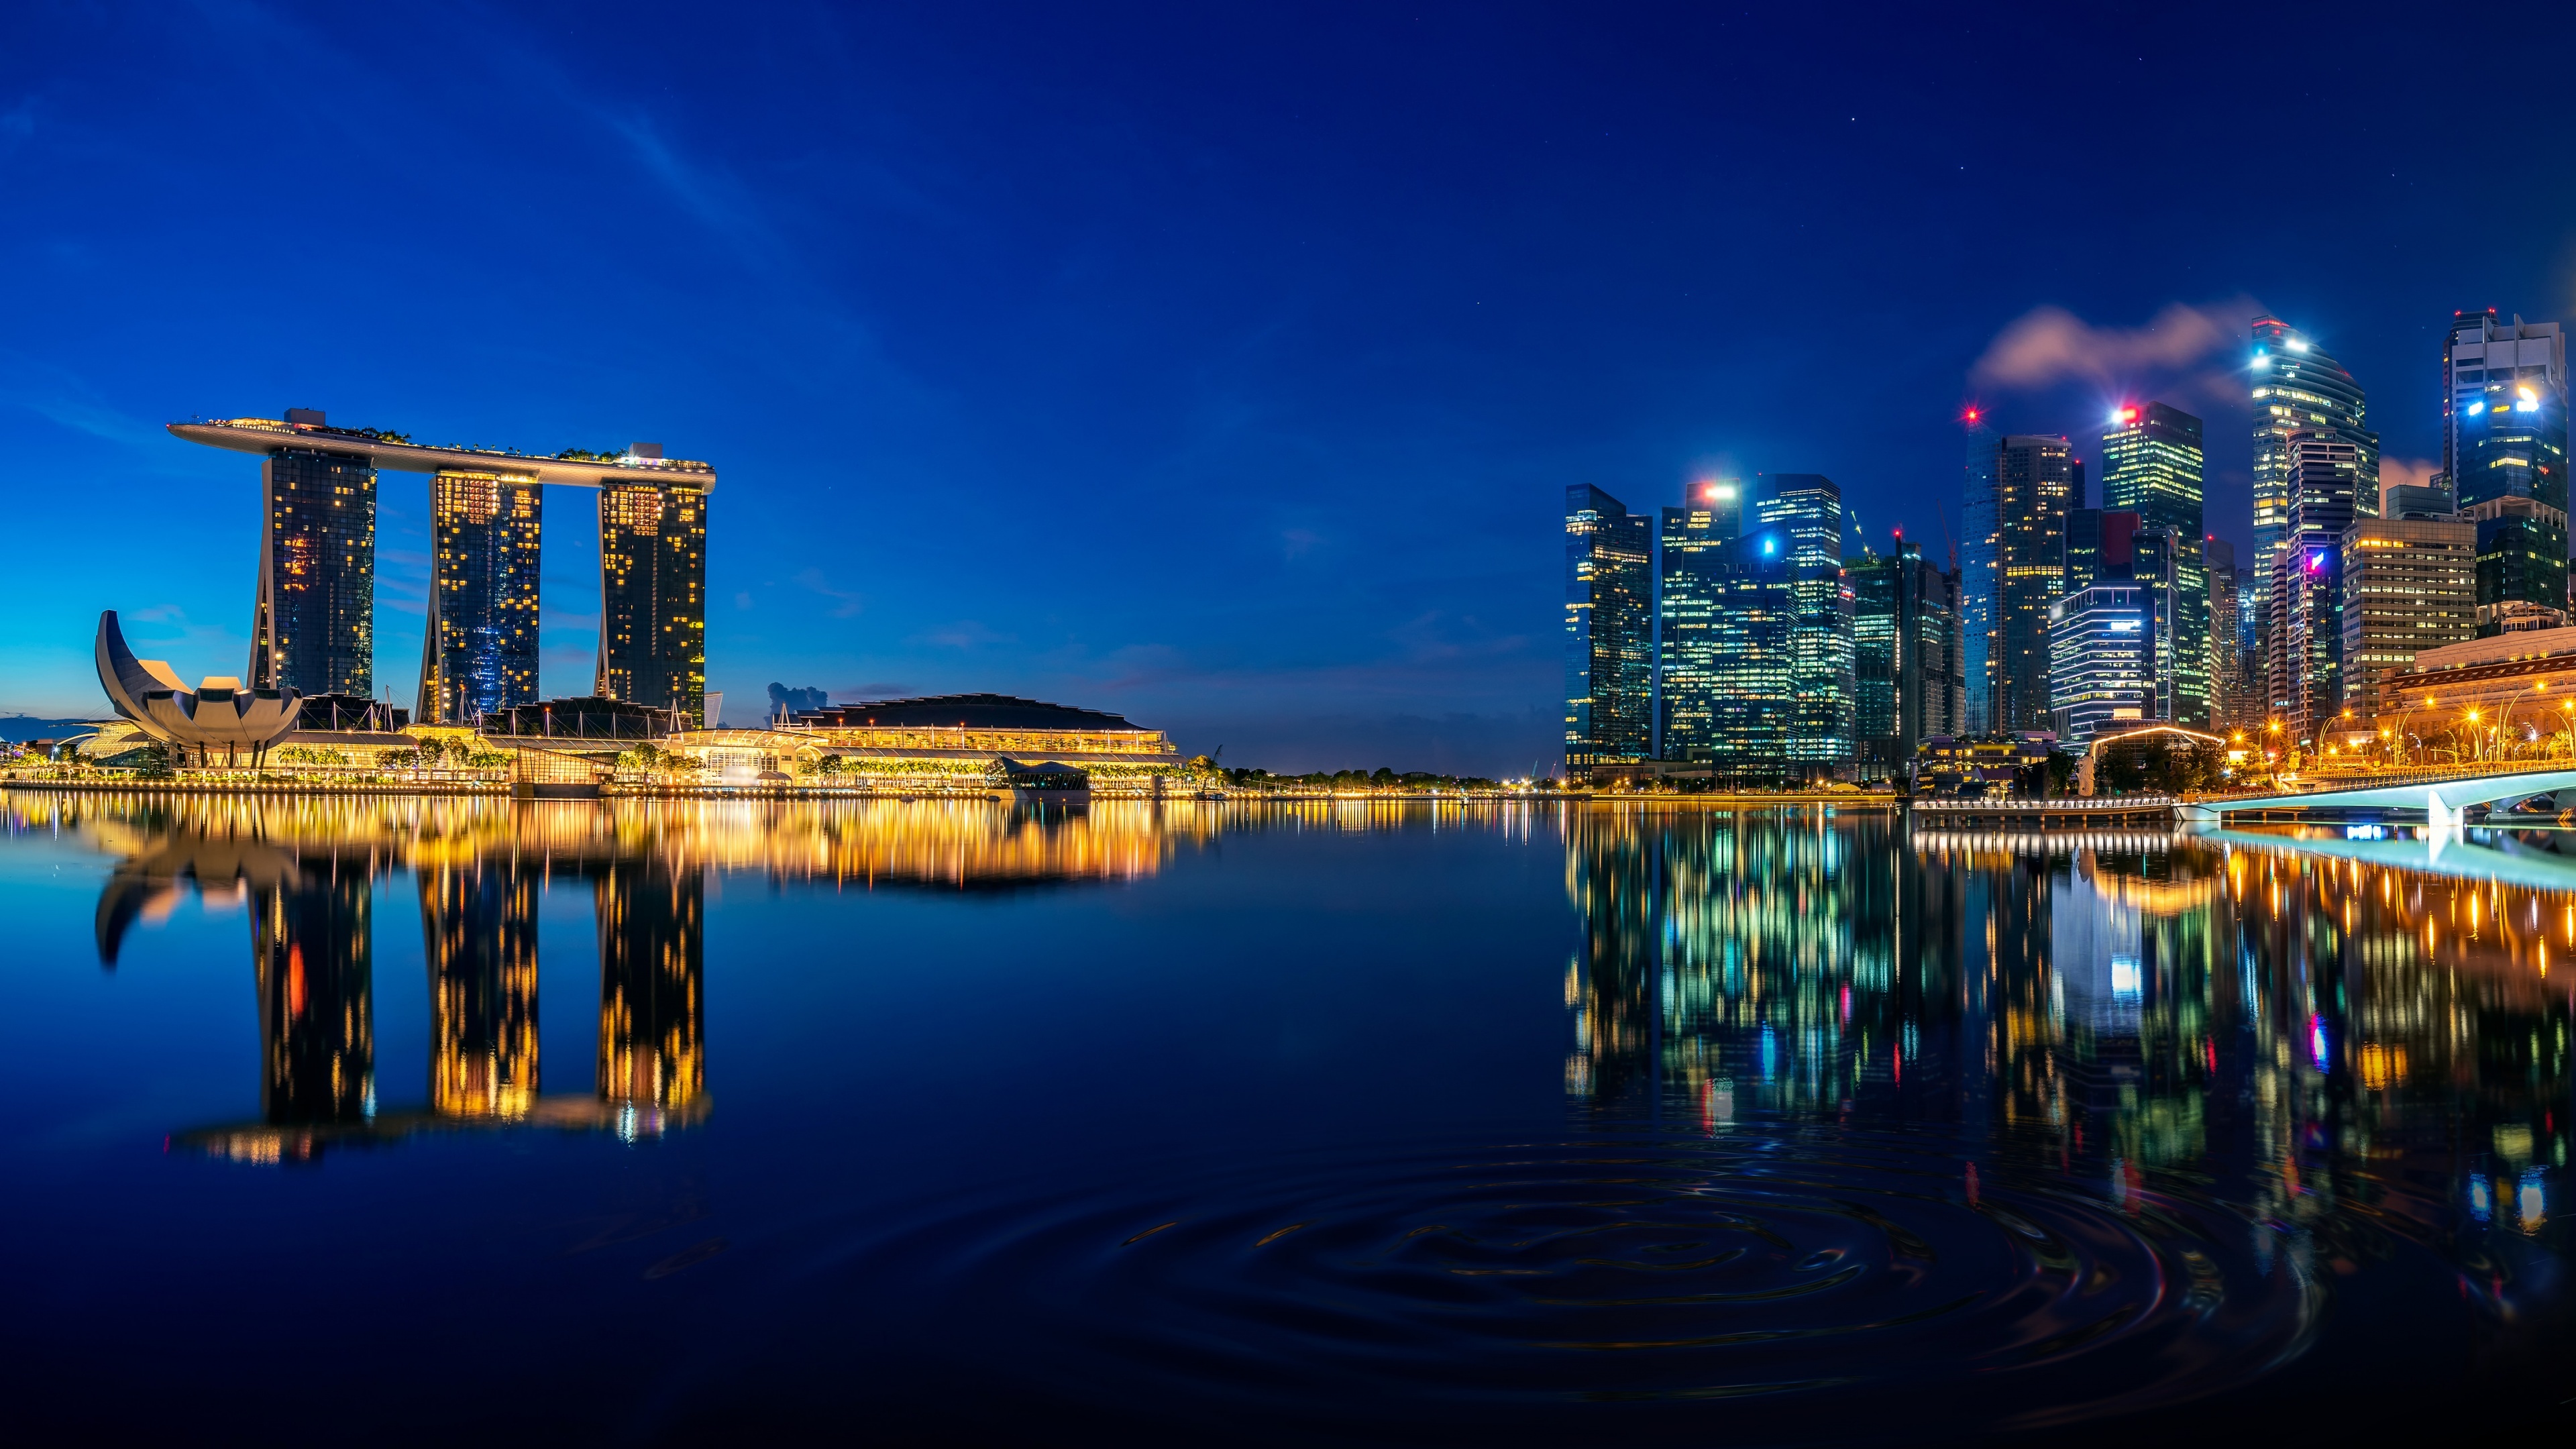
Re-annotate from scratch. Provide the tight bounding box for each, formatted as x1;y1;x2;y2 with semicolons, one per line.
168;410;714;726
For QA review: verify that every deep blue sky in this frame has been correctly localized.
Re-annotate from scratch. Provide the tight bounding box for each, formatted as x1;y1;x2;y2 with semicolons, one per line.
4;3;2572;772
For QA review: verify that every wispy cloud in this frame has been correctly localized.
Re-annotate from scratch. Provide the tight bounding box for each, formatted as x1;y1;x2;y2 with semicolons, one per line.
0;351;168;450
918;620;1013;650
1972;299;2264;397
794;568;865;619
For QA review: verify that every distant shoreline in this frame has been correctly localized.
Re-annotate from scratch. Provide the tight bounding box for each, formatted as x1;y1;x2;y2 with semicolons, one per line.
1;777;1899;808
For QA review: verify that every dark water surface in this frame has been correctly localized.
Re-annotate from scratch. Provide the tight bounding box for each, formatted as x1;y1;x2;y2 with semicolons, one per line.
3;793;2571;1443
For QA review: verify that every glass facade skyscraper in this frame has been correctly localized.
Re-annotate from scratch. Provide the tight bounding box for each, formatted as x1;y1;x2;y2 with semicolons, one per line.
2443;309;2569;635
1849;540;1959;779
1750;474;1856;770
1657;480;1738;761
1959;415;1999;733
418;470;543;724
2046;582;2151;745
2249;318;2376;584
1994;435;2072;732
1565;485;1654;773
2102;401;2209;726
251;443;378;696
597;483;710;718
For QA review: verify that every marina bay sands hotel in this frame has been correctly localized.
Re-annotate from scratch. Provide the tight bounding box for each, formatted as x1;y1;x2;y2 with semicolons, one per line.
169;411;714;725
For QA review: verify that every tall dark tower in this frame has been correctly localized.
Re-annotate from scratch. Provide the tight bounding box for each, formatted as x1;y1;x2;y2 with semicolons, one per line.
1564;484;1653;774
418;469;543;724
596;468;709;719
1994;435;2073;731
2443;309;2570;635
250;412;377;696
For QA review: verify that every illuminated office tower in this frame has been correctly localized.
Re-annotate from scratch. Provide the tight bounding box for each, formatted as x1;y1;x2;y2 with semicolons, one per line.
596;858;704;1114
1565;486;1654;773
1960;413;2000;732
2249;319;2377;585
421;859;540;1120
596;481;709;716
254;852;373;1123
1657;480;1739;761
417;470;543;725
2338;515;2475;724
2047;582;2151;745
2443;309;2569;635
1850;539;1960;780
2103;402;2209;725
249;417;377;696
2203;537;2248;727
2268;431;2369;740
1750;474;1856;771
1994;436;2073;731
1708;527;1797;774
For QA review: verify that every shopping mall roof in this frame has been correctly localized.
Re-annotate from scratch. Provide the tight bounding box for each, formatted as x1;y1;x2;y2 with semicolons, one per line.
794;694;1152;732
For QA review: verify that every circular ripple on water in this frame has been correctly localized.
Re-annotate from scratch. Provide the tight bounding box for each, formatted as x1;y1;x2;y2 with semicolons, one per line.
824;1129;2320;1438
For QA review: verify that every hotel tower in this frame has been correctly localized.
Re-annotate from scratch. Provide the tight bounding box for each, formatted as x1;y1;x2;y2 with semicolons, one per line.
170;413;717;722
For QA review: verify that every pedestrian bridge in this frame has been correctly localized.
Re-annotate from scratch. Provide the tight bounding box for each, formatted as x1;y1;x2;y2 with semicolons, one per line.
2180;767;2576;824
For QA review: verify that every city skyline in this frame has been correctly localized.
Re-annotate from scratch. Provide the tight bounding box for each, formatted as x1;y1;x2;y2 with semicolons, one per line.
6;7;2576;775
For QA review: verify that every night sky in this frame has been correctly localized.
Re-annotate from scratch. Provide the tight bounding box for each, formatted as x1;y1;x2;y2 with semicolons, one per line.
4;3;2571;773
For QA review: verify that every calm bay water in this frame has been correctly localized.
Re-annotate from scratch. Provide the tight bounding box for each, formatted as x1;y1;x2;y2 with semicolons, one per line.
1;792;2570;1442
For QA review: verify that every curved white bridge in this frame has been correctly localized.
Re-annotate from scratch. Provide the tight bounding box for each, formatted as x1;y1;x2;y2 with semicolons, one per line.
2179;768;2576;823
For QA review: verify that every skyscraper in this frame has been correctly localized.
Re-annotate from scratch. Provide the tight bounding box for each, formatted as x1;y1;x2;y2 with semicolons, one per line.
1850;539;1960;779
2339;515;2475;724
417;470;543;724
2444;309;2569;635
1708;529;1797;775
2047;582;2151;745
2269;431;2371;741
2249;318;2377;584
1657;480;1739;761
2102;402;2209;725
1565;485;1654;773
2203;537;2247;728
250;416;377;697
597;480;710;718
1994;435;2073;731
1752;474;1857;771
1960;413;1999;733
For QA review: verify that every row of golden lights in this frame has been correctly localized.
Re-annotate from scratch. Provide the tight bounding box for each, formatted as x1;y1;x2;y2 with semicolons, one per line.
2225;679;2576;763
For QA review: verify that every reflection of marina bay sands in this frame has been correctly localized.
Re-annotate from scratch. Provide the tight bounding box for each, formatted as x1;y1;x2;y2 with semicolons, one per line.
48;792;1238;1159
93;822;707;1161
167;412;714;724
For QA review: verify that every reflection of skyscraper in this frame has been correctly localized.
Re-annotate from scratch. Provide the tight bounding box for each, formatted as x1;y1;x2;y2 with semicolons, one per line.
1564;486;1654;773
421;859;540;1118
255;853;374;1122
597;481;709;716
596;859;704;1114
418;470;543;724
251;431;378;696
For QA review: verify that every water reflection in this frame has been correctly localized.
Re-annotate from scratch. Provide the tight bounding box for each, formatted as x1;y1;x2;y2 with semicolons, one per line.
35;792;1238;1161
1563;806;2571;1419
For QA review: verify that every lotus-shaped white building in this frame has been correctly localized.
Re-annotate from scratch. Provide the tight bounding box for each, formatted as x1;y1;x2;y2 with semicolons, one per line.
95;610;303;766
